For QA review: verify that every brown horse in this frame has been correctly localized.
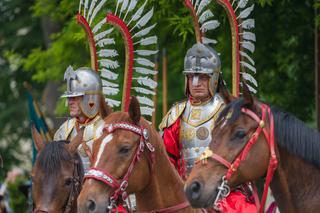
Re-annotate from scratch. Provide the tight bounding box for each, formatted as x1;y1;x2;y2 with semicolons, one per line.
31;127;84;213
77;97;201;213
184;84;320;213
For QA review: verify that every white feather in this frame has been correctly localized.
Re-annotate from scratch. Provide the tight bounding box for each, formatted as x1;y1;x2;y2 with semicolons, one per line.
98;49;119;58
132;24;156;38
240;19;255;29
123;0;138;21
235;0;249;12
199;9;214;24
115;0;124;15
94;28;114;42
140;106;154;116
99;59;120;69
194;0;201;9
89;0;107;25
197;0;211;16
128;0;148;26
241;41;255;53
131;7;154;32
135;58;155;68
79;0;84;13
92;18;107;33
241;31;256;41
135;76;157;89
135;50;158;56
84;0;89;17
96;38;116;48
237;4;254;19
240;51;255;66
241;72;258;87
202;37;218;45
240;82;257;93
134;67;158;75
137;96;154;107
237;0;249;9
120;0;129;15
87;0;98;20
240;61;256;73
132;87;155;95
102;79;119;88
105;98;121;107
134;36;157;46
103;87;120;95
200;20;220;32
101;68;118;80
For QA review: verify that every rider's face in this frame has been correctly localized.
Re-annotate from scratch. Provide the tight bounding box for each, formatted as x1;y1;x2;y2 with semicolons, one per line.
67;96;83;117
188;74;210;101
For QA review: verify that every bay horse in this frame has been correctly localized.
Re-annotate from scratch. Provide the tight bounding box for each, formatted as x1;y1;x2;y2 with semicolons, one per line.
77;97;202;212
31;126;84;213
184;84;320;213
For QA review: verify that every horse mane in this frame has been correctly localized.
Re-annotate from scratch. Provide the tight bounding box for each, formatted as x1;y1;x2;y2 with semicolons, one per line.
216;98;320;168
272;107;320;168
36;141;84;178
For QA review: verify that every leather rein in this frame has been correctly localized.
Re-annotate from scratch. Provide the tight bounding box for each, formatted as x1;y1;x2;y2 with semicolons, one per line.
198;103;278;213
84;122;190;212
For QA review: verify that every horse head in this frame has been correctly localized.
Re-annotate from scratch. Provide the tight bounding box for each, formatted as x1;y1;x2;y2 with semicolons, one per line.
185;83;272;209
31;126;84;213
78;96;156;212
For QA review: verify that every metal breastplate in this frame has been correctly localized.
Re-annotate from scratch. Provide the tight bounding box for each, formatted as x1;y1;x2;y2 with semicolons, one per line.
180;96;223;175
55;116;104;171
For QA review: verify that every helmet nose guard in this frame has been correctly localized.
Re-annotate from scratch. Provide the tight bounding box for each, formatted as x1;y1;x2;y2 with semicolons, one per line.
184;43;221;96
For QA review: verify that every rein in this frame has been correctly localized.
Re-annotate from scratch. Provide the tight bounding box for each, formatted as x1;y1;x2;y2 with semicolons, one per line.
64;159;82;213
198;104;278;213
84;122;190;212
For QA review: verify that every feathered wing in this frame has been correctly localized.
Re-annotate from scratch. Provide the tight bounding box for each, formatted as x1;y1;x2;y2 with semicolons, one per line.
77;0;158;121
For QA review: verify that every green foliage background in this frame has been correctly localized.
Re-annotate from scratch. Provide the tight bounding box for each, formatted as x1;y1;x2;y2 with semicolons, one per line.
0;0;318;176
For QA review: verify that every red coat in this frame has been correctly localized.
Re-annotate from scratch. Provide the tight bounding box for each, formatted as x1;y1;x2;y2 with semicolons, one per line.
162;118;257;213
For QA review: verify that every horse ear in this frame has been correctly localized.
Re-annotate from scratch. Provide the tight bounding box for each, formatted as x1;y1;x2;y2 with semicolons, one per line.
218;79;234;104
31;125;45;151
129;96;141;125
242;82;253;106
99;94;112;119
67;128;84;154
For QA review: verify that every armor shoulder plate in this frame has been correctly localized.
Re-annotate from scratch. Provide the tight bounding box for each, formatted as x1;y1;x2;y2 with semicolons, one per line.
54;118;76;141
159;101;187;131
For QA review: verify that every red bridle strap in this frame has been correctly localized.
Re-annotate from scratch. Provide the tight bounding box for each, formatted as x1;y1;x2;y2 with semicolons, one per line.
209;104;278;213
84;122;155;203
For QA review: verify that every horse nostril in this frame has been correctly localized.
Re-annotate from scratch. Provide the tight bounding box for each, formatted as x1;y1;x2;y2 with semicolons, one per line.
87;199;96;212
190;181;202;200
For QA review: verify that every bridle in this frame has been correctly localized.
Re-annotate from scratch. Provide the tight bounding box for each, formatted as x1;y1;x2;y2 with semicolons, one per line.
84;122;156;210
34;158;82;213
84;121;191;212
197;103;278;213
64;159;82;213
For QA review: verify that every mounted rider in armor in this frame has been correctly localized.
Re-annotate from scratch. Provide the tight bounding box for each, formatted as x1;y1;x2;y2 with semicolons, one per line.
159;43;258;212
54;66;106;171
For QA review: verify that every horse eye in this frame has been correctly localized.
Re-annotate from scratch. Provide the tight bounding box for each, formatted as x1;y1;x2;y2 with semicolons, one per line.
64;178;73;186
233;130;246;140
119;146;131;155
